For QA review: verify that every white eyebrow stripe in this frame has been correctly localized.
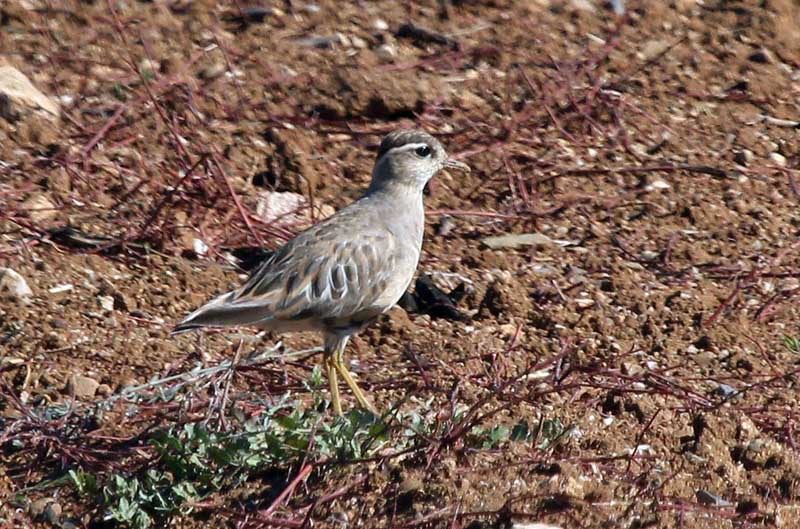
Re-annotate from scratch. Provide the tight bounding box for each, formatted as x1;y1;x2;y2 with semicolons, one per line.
385;143;431;155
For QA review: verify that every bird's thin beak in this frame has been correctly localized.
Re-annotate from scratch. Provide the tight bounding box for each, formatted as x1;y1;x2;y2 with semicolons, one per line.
444;158;471;173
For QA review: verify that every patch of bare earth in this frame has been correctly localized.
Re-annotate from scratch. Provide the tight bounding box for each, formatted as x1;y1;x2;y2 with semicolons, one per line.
2;0;800;528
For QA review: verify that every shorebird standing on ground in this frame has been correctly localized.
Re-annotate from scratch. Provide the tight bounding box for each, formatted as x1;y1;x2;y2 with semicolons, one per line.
173;129;470;415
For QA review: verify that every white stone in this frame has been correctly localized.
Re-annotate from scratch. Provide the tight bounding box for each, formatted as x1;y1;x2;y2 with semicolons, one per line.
0;268;33;299
255;191;335;229
192;238;209;256
646;179;671;191
0;65;59;121
98;295;115;312
575;297;595;308
482;232;552;250
639;39;670;61
567;0;595;12
770;152;787;166
22;192;56;222
375;43;398;62
350;35;367;49
66;374;100;399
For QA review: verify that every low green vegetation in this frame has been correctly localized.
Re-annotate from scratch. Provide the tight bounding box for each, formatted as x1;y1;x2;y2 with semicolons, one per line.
61;384;572;529
10;369;572;529
69;402;388;529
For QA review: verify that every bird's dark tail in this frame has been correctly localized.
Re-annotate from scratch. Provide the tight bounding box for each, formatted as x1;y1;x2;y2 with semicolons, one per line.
170;322;208;335
171;291;272;336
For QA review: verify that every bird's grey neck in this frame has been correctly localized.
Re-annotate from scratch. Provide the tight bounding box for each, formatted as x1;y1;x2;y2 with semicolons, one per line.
366;178;424;198
361;180;425;243
363;181;424;214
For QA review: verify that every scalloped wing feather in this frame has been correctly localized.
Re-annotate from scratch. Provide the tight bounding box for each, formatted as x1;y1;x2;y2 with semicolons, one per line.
233;229;400;323
173;209;410;334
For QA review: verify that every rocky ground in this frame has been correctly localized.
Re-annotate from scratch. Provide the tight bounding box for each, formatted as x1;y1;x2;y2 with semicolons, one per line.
2;0;800;528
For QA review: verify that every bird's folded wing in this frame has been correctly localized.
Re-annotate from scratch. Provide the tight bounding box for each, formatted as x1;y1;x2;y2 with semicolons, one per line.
228;229;399;324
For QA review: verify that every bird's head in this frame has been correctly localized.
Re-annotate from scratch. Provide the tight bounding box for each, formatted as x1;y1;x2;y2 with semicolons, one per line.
370;129;470;193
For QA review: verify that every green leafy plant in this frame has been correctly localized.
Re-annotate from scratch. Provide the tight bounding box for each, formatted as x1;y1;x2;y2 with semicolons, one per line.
70;401;390;529
59;373;568;529
400;400;571;451
470;418;573;450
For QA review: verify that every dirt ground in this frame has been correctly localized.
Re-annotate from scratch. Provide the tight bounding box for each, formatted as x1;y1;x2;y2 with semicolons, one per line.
2;0;800;527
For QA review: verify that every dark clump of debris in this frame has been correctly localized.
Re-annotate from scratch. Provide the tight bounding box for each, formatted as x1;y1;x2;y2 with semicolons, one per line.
232;246;274;273
396;22;459;50
399;274;467;321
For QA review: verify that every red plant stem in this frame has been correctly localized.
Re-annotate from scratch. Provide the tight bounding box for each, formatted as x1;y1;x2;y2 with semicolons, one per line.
427;209;522;219
210;152;263;245
705;237;800;329
537;163;726;185
134;154;209;240
80;102;129;162
260;464;313;517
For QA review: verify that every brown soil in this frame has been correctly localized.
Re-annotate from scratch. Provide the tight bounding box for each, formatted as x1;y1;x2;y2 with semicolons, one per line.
2;0;800;528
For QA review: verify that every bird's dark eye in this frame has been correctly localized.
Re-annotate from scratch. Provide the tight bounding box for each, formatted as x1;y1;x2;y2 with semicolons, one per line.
415;145;432;157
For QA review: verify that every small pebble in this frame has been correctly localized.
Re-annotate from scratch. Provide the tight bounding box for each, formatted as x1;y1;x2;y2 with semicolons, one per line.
0;268;33;299
715;383;738;398
66;374;100;399
29;498;52;518
192;238;209;256
139;58;160;75
645;179;670;191
98;295;115;312
748;48;773;64
568;0;597;12
482;233;552;250
51;318;69;329
436;215;455;237
49;284;74;294
375;43;398;62
351;35;367;49
733;150;753;166
696;490;732;507
575;297;595;308
770;152;787;166
44;502;62;524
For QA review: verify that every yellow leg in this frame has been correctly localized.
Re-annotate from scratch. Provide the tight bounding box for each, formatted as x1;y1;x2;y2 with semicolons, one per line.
333;339;377;414
325;352;343;417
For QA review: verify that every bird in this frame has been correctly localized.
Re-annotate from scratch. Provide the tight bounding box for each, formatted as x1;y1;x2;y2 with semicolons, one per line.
172;129;470;415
